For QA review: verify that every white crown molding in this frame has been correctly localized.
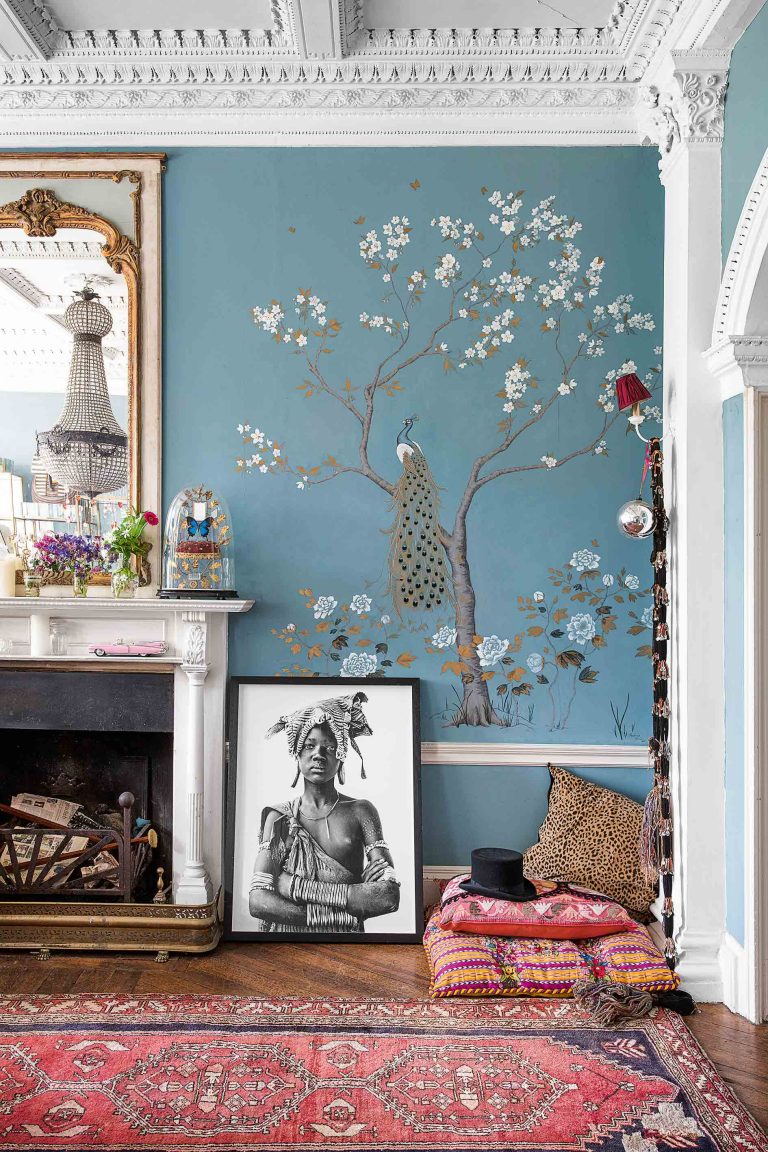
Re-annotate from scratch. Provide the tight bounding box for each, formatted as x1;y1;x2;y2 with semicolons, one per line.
0;0;56;60
0;238;106;258
0;262;43;305
420;741;649;768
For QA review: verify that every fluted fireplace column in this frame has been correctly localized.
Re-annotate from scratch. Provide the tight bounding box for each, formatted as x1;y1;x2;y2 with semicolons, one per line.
175;618;214;905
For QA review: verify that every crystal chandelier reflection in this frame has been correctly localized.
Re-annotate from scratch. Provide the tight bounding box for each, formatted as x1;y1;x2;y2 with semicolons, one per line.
37;287;128;499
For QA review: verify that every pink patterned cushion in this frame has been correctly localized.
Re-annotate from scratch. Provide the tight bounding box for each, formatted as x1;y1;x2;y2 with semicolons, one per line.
439;876;637;939
424;912;679;999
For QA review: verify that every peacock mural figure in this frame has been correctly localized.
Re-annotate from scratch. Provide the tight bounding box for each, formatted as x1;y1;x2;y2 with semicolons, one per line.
238;185;659;727
388;416;452;618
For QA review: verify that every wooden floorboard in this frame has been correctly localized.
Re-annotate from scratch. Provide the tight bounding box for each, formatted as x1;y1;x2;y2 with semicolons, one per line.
0;943;765;1134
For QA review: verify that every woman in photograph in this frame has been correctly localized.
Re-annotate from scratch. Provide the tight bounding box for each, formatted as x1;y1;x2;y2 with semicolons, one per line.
249;691;400;933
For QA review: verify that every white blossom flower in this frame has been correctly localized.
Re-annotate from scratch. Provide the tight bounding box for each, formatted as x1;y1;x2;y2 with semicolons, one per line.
380;614;391;625
602;574;614;586
286;623;296;631
527;653;544;674
625;574;640;590
567;613;597;645
594;440;607;455
641;605;654;628
533;591;545;602
340;651;378;678
432;625;457;649
475;635;509;668
295;333;307;347
541;455;558;469
569;549;600;573
296;481;305;489
350;593;372;615
312;595;338;620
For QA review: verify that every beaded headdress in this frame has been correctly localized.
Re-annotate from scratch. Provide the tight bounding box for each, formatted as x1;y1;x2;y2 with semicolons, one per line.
266;690;373;782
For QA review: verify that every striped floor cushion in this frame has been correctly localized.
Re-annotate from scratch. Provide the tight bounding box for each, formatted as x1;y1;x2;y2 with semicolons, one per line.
424;912;680;999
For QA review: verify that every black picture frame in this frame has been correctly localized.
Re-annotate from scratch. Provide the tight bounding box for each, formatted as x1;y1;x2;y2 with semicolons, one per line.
224;676;422;943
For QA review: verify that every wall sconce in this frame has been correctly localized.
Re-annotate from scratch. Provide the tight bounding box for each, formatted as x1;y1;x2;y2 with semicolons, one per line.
616;372;654;441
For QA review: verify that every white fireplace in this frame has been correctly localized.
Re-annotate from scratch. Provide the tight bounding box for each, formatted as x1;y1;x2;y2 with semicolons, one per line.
0;594;253;907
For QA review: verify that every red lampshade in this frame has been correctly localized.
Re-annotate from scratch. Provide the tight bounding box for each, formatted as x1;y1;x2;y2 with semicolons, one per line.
616;372;652;412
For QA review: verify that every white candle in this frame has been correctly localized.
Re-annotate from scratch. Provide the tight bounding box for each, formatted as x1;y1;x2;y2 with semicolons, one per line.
192;501;207;522
0;556;17;598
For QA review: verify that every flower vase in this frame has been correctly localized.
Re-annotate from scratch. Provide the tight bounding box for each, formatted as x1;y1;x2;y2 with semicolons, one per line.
111;565;138;599
72;573;89;597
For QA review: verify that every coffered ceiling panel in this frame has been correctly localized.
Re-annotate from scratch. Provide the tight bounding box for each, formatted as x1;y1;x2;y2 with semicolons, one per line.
363;0;619;30
45;0;275;31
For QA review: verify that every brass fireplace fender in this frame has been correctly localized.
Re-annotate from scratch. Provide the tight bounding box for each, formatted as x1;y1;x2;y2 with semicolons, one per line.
0;891;223;960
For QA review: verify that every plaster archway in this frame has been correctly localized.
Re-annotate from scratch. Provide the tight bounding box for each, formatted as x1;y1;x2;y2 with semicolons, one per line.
705;147;768;1024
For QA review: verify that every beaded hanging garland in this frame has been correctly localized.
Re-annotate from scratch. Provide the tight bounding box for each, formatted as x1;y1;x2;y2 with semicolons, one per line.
639;437;676;969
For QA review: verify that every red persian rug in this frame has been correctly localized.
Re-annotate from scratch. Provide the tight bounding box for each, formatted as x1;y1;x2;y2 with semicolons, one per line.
0;995;765;1151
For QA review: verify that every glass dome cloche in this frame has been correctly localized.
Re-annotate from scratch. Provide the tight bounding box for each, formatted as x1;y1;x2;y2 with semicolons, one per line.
158;485;237;599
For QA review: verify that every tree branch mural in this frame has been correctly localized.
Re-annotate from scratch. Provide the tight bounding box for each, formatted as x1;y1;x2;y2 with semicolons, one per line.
237;187;659;728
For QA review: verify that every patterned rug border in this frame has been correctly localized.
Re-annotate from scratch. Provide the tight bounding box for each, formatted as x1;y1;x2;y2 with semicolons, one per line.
0;996;765;1152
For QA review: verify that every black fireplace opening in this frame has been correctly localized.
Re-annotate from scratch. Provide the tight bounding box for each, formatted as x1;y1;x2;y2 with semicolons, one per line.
0;669;174;901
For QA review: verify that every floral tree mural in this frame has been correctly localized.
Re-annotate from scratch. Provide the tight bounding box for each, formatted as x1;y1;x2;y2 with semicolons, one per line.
267;541;654;733
238;187;659;727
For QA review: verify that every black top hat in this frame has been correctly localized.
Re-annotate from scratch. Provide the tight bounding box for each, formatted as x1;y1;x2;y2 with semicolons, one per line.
458;847;538;903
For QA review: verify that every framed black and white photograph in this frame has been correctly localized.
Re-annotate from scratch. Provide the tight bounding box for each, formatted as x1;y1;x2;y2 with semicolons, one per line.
225;677;422;942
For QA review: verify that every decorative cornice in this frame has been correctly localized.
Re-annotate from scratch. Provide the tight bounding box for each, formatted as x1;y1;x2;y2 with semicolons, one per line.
0;84;637;113
1;0;57;58
0;263;44;305
0;58;638;86
47;27;294;56
0;237;106;258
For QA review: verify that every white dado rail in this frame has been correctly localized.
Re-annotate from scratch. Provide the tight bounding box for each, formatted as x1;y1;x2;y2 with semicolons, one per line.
0;595;253;906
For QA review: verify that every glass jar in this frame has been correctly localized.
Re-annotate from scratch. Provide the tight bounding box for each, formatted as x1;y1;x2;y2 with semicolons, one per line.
50;621;68;656
111;565;138;599
72;572;89;597
23;571;41;597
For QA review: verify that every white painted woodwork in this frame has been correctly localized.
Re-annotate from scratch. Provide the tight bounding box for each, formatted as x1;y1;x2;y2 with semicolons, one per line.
0;595;253;904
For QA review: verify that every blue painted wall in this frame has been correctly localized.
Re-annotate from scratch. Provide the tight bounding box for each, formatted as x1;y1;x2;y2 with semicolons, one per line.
723;394;745;943
722;2;768;258
161;147;660;861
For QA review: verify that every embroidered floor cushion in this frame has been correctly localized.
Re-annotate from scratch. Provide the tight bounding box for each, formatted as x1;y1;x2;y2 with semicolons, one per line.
424;912;679;999
439;876;637;939
523;765;657;918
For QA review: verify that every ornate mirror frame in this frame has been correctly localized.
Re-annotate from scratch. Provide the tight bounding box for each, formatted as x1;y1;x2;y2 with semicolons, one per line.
0;152;164;587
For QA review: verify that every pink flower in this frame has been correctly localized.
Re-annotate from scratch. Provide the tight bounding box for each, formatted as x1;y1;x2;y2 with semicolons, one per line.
143;511;159;526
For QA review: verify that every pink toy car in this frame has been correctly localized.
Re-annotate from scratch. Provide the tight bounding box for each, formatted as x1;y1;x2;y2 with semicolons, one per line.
88;640;168;658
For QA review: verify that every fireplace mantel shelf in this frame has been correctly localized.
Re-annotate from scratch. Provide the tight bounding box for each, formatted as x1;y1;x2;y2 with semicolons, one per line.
0;597;254;614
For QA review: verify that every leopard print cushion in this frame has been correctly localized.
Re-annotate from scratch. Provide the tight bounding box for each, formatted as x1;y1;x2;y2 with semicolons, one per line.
523;765;657;918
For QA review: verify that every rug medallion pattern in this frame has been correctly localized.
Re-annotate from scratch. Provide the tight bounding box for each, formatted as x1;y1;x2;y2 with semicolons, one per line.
0;997;764;1151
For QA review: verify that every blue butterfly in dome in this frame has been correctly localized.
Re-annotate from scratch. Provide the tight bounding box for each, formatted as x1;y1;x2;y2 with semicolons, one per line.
185;515;213;538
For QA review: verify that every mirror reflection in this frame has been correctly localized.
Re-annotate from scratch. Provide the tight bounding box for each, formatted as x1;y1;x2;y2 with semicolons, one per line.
0;224;129;550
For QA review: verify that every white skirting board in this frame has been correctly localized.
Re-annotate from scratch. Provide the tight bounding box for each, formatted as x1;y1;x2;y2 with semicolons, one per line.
719;932;751;1019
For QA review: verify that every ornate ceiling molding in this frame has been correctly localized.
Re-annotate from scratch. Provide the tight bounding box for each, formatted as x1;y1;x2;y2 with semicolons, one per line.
0;237;106;258
0;84;636;112
0;0;752;140
0;0;57;58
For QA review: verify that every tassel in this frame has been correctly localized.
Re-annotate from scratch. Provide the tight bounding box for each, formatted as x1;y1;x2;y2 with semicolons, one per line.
572;979;654;1025
337;764;345;785
290;766;300;788
640;783;662;882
